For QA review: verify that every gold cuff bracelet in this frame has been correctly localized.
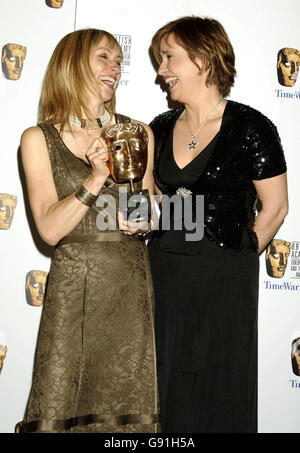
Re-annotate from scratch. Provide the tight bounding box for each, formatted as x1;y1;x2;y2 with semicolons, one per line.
75;185;97;208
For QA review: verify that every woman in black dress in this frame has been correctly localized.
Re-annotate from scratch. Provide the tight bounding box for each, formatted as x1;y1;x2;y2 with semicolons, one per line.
148;16;288;433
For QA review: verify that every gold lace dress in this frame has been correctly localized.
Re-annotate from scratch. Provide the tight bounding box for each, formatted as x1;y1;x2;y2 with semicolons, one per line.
17;122;159;433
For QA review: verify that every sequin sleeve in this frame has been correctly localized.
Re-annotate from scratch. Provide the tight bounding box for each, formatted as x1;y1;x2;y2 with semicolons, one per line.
247;112;287;181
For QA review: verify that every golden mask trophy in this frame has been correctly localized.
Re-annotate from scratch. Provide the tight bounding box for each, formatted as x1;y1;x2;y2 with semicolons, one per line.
101;122;151;223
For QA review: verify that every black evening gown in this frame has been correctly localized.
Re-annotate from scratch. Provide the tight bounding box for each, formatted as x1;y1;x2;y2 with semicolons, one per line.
148;130;259;433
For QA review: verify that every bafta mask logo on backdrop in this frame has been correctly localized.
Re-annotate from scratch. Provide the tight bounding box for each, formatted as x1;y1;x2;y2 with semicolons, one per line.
1;43;27;80
277;48;300;87
0;193;17;230
25;270;48;307
45;0;64;8
291;337;300;376
265;239;291;278
0;345;7;375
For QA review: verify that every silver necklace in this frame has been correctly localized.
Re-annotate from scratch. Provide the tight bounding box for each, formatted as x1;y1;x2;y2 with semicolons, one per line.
187;98;222;152
69;108;111;130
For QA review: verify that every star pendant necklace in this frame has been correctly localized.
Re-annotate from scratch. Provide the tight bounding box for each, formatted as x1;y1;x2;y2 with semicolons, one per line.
187;98;222;152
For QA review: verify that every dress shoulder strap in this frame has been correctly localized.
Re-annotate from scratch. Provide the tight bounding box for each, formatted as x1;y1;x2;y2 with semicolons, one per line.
115;113;131;124
37;123;56;165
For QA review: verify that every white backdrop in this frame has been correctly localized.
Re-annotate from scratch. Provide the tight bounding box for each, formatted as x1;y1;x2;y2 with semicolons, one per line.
0;0;299;433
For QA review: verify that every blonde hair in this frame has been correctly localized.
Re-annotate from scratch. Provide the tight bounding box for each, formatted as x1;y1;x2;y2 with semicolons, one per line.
151;16;236;97
38;29;122;130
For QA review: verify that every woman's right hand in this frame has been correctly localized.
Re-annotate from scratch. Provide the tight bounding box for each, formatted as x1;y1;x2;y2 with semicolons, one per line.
21;127;111;246
86;136;110;181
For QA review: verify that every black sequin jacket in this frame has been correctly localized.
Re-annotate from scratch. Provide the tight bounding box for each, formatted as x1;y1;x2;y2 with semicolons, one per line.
149;100;287;251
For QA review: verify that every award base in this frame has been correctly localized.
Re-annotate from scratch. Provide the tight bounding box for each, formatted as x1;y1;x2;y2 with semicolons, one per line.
119;189;151;223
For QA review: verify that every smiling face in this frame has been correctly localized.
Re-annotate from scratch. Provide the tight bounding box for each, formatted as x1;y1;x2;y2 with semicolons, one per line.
2;44;27;80
277;48;300;87
88;37;122;104
101;122;148;184
158;34;205;104
265;239;291;278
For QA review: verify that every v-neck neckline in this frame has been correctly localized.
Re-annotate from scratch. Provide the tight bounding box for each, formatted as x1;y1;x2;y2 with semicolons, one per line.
171;132;219;172
50;124;91;167
171;100;229;171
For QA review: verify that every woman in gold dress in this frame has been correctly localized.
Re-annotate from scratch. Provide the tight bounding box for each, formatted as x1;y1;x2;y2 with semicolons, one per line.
16;29;159;433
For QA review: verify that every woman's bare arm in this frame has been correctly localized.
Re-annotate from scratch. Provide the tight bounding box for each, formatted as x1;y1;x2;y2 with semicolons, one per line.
253;173;288;254
21;126;109;246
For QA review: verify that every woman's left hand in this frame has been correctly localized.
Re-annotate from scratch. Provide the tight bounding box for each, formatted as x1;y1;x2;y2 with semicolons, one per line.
118;211;151;236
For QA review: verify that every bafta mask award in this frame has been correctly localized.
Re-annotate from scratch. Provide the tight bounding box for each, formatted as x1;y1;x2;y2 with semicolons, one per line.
101;122;151;223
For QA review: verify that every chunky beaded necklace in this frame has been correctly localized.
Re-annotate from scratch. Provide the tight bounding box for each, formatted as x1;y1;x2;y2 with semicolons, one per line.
69;108;111;130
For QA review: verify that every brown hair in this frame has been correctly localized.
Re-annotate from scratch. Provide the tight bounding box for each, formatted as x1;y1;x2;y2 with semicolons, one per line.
151;16;236;97
38;29;122;130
